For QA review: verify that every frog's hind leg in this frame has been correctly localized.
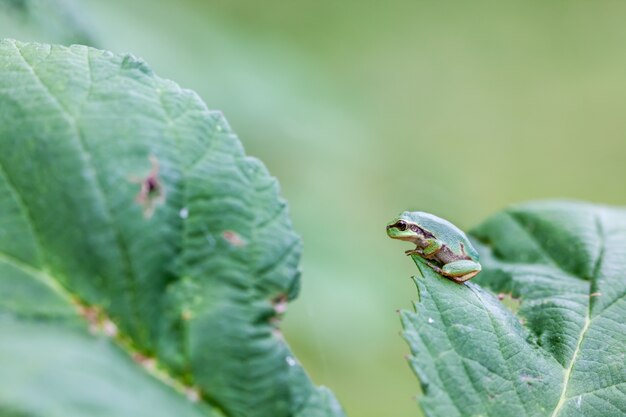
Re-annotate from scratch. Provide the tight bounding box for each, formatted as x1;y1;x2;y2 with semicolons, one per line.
441;260;482;283
422;259;445;276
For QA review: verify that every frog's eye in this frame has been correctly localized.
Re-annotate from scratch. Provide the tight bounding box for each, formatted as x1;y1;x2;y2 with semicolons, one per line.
396;220;407;231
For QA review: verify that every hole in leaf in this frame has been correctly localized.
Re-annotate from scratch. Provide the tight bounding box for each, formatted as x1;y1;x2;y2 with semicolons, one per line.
133;155;165;218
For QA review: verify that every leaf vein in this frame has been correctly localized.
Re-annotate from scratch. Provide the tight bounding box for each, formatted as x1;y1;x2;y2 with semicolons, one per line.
0;250;70;303
506;212;582;280
567;380;626;400
470;285;530;417
428;282;492;417
12;41;142;340
413;319;464;417
0;158;44;267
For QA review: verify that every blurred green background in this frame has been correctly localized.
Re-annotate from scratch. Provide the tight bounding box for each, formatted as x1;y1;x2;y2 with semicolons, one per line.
4;1;626;416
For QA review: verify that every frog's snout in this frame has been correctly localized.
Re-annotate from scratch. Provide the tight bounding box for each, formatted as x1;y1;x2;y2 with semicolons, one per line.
386;223;399;238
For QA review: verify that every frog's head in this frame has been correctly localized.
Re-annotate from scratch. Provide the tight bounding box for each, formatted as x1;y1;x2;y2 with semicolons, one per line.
386;211;434;244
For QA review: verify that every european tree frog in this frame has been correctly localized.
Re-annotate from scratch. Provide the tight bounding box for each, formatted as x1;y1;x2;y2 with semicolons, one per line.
386;211;481;283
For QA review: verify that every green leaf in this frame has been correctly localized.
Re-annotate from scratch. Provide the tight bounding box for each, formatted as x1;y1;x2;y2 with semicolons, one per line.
401;201;626;417
0;39;344;417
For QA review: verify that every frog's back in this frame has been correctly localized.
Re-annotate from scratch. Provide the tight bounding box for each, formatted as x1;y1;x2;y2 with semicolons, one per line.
403;211;479;260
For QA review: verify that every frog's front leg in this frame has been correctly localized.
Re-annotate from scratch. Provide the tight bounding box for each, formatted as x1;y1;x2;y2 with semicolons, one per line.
405;238;442;258
405;248;424;256
422;238;443;258
441;260;482;283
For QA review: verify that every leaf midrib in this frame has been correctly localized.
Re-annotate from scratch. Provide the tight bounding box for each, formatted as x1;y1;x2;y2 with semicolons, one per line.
470;285;530;417
0;247;218;413
2;41;215;412
0;250;69;303
549;213;604;417
549;314;590;417
11;41;143;340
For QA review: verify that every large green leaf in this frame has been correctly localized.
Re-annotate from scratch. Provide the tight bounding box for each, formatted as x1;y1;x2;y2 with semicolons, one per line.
0;39;344;417
401;201;626;417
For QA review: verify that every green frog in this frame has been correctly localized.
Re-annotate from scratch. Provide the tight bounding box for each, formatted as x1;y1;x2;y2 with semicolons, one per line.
386;211;481;283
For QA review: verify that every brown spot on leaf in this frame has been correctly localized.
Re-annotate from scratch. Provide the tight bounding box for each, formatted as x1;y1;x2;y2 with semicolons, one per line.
102;319;118;337
132;353;156;370
222;230;246;247
133;155;165;218
181;309;193;321
77;305;118;337
78;305;99;324
184;386;201;402
78;305;100;334
520;374;541;385
497;292;521;314
271;294;288;315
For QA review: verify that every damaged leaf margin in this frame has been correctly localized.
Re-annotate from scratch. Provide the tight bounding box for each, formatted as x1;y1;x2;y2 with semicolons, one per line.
0;39;344;417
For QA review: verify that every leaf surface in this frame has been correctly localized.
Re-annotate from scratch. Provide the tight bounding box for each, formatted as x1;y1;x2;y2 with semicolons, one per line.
401;201;626;417
0;39;344;417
